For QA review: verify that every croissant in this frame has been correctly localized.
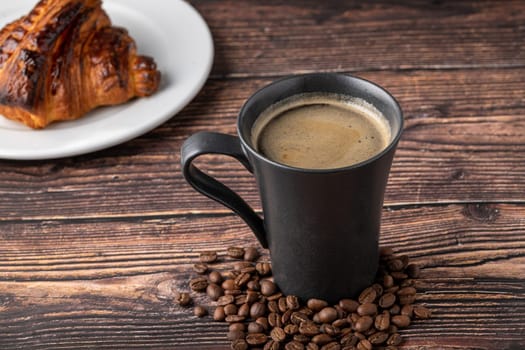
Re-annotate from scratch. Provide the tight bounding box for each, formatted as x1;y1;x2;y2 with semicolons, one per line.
0;0;161;129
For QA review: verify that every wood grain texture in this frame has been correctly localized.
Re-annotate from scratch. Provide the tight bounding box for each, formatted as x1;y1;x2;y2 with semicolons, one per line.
0;0;524;349
190;0;525;77
0;69;524;220
0;204;523;349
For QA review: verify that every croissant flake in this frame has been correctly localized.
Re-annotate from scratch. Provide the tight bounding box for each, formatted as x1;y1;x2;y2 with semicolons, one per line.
0;0;161;129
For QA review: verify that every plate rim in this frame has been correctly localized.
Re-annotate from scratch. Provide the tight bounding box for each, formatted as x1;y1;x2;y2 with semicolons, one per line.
0;0;214;160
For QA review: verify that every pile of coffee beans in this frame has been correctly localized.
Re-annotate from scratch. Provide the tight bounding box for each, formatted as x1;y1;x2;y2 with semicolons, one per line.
175;246;431;350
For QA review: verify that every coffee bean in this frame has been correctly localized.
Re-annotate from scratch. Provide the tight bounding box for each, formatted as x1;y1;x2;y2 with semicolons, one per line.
368;331;388;345
340;333;359;347
307;298;329;312
312;333;333;345
391;315;411;328
397;286;416;296
285;324;299;335
238;303;250;318
299;321;320;336
378;293;396;309
287;295;300;310
228;247;246;259
193;263;208;274
261;280;278;296
247;279;260;291
413;305;432;319
358;287;377;304
230;322;246;332
234;272;251;288
338;299;359;313
250;302;267;319
317;307;338;323
388;325;398;334
306;343;320;350
356;339;372;350
285;340;305;350
271;326;287;342
291;311;309;325
320;341;341;350
225;289;242;296
334;305;347;319
208;270;223;284
228;330;245;341
356;303;377;316
235;294;248;306
234;261;254;271
222;279;237;291
226;315;246;323
374;311;390;331
389;304;400;315
390;271;408;280
206;283;223;301
265;340;281;350
268;312;283;328
256;316;270;331
333;319;349;329
397;287;417;305
194;305;207;317
244;290;259;305
230;339;248;350
386;259;404;272
267;292;283;301
354;316;373;332
200;251;218;263
400;278;416;288
189;277;208;292
256;262;272;276
400;304;414;317
176;292;192;306
387;333;402;346
214;306;226;321
282;309;294;324
224;303;238;316
385;346;399;350
268;300;279;313
382;274;395;288
244;247;260;262
371;283;383;296
320;324;339;337
249;321;266;334
294;334;311;344
218;295;235;306
241;266;257;274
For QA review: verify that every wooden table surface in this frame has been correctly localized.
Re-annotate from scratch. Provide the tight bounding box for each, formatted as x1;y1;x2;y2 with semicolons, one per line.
1;1;524;349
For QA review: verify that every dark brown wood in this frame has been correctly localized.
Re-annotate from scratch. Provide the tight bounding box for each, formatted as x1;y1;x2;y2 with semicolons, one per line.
0;0;524;349
1;69;524;220
191;0;525;77
0;204;523;349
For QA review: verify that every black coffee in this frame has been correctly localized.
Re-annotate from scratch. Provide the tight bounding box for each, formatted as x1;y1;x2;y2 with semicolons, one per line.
251;93;391;169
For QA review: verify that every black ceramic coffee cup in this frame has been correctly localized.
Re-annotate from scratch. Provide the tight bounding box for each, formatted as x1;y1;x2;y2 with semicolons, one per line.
181;73;403;303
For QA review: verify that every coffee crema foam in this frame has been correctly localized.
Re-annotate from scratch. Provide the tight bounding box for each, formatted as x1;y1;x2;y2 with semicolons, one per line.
251;93;392;170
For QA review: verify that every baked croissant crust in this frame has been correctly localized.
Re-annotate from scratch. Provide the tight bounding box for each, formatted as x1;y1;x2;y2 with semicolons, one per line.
0;0;161;129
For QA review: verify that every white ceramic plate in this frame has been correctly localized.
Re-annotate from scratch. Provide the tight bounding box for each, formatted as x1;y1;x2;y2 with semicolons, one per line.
0;0;214;160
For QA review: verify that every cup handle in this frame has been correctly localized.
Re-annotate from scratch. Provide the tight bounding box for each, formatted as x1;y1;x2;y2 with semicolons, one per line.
181;131;268;248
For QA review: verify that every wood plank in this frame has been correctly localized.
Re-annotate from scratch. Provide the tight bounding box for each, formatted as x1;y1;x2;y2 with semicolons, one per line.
189;0;525;77
0;204;523;349
0;69;523;220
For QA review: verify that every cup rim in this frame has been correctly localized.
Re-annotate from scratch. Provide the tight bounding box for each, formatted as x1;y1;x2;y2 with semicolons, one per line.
237;73;404;173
